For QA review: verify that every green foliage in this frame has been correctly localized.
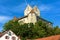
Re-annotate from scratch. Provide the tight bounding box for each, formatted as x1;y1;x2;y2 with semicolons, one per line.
3;20;60;39
53;26;60;35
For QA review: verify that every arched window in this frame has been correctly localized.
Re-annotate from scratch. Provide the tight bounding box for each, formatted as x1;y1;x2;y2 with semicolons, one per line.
12;36;16;40
5;36;9;39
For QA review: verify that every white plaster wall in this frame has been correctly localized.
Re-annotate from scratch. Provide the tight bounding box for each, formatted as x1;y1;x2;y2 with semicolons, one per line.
33;6;40;16
28;13;37;23
31;13;37;23
28;13;32;23
18;18;28;24
18;13;37;24
18;19;25;23
24;17;28;23
0;31;20;40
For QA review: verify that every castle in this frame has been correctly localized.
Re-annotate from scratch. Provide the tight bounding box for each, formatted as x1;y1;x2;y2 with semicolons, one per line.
13;5;52;27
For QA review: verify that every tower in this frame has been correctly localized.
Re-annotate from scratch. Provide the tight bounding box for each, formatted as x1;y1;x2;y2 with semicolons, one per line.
24;5;40;16
33;6;40;16
24;4;32;16
24;5;40;24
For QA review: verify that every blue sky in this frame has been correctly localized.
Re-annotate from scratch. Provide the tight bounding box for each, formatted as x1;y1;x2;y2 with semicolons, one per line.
0;0;60;31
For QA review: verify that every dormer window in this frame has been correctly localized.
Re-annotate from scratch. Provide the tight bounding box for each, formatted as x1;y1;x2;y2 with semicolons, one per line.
9;32;11;36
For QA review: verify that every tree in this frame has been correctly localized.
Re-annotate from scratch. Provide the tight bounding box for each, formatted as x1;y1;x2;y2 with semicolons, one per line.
53;26;60;35
3;20;20;35
3;20;60;39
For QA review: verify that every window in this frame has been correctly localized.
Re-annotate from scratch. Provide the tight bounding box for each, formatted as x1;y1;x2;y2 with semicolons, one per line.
9;32;11;36
5;36;9;39
12;36;16;40
49;23;51;24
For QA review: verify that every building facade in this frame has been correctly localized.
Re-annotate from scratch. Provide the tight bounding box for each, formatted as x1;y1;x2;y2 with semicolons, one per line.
0;30;20;40
13;5;52;27
18;5;40;24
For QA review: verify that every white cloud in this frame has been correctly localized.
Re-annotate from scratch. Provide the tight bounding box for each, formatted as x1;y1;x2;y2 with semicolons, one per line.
0;16;12;23
0;16;12;32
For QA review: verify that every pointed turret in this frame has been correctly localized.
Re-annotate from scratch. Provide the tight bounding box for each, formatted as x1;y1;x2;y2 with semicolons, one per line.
33;5;40;16
24;4;32;16
13;16;17;22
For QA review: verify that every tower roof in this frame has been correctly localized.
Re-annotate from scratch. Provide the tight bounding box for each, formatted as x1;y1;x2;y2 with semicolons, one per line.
26;4;32;9
33;5;38;11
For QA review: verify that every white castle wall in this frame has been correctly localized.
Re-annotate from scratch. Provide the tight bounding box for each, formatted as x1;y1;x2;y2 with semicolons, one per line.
18;5;40;24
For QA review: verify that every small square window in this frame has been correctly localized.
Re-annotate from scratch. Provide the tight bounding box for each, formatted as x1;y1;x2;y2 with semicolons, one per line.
12;36;16;40
5;36;9;39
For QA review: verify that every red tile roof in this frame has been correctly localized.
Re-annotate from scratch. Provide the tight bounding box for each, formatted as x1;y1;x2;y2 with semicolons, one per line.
0;32;3;37
35;35;60;40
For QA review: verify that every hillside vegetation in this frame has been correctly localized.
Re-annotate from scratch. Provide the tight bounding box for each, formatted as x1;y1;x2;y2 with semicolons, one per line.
3;20;60;39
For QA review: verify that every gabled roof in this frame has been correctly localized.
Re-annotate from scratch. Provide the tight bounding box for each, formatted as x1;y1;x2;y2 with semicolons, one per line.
0;30;19;38
37;16;52;24
0;32;2;37
18;16;28;20
17;14;52;24
0;30;8;37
